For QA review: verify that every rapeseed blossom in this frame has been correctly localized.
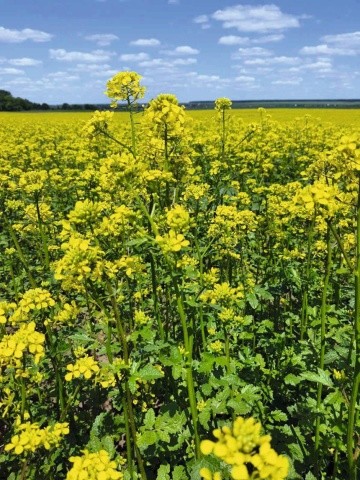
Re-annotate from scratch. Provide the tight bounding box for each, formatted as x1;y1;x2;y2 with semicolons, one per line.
200;416;289;480
105;71;145;107
66;449;123;480
5;421;69;455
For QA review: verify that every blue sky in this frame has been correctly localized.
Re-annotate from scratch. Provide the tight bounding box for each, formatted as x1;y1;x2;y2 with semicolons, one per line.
1;0;359;104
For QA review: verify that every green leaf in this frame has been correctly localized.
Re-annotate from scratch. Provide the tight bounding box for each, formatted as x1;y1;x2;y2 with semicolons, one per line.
323;390;345;406
137;430;158;449
284;373;302;386
271;410;288;422
101;435;116;457
173;466;186;480
300;369;334;387
198;408;211;429
247;293;259;309
137;364;164;381
144;408;155;429
156;464;171;480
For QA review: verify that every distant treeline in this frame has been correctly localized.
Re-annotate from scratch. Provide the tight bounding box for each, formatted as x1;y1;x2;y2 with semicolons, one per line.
1;90;360;112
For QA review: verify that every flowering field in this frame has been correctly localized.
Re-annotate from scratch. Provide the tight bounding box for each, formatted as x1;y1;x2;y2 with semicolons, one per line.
0;72;359;480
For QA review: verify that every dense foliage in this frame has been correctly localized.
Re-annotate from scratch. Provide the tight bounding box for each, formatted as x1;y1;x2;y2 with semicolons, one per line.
0;72;359;479
0;90;50;112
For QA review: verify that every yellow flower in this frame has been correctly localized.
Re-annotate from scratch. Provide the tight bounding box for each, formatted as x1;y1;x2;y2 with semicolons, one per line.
65;355;100;381
200;416;289;480
105;71;145;106
215;98;232;111
155;229;190;254
66;449;123;480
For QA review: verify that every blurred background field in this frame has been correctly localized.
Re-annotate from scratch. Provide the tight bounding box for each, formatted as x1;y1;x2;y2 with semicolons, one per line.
1;108;360;128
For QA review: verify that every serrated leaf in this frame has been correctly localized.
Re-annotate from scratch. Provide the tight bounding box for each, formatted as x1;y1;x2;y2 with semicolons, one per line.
101;435;116;457
271;410;288;422
198;408;211;429
68;333;94;344
247;293;259;309
284;374;302;386
288;441;304;462
305;472;317;480
300;369;333;387
227;399;252;415
87;436;102;452
173;466;186;480
137;430;158;449
156;464;171;480
137;364;164;381
144;408;155;429
323;390;345;406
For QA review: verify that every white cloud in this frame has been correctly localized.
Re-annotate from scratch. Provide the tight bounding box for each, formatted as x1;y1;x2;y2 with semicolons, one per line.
47;72;80;81
300;44;356;56
0;67;25;75
139;58;171;68
90;69;119;77
49;49;113;62
0;26;52;43
130;38;160;47
235;75;255;82
212;4;300;33
235;47;272;57
84;34;118;46
8;57;42;66
322;31;360;49
173;58;197;65
193;15;211;29
164;45;199;55
219;35;250;45
253;34;284;44
168;0;179;4
272;78;303;85
219;33;284;46
71;63;111;72
193;15;209;24
119;52;150;62
244;56;300;66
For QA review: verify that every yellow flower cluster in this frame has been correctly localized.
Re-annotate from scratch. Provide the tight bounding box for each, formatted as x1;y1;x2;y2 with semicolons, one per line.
166;204;191;233
145;94;185;137
200;282;243;306
10;288;56;324
155;229;190;254
53;237;104;291
215;97;232;111
200;417;289;480
65;355;100;381
105;71;145;106
5;421;69;455
66;449;123;480
83;110;114;138
0;321;45;367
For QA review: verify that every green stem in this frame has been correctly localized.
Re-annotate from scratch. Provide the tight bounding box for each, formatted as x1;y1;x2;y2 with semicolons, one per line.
347;176;360;480
127;98;137;157
45;324;66;416
314;226;332;457
150;254;165;341
106;281;147;479
327;220;354;273
60;384;80;422
5;218;36;288
34;193;50;271
300;214;316;340
171;273;200;458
